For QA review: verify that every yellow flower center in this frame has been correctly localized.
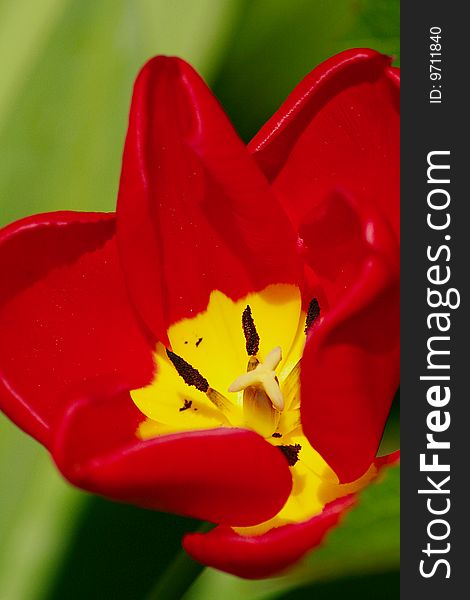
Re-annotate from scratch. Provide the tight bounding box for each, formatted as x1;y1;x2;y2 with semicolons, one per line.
130;284;375;535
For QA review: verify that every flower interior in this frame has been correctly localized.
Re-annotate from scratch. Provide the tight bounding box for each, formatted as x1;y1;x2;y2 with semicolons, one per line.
131;284;375;535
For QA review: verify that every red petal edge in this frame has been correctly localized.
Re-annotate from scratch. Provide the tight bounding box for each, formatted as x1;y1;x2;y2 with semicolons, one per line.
52;383;292;527
249;48;399;239
0;211;153;447
183;452;399;578
300;189;399;483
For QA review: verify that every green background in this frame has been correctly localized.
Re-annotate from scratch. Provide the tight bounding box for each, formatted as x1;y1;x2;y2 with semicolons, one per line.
0;1;400;598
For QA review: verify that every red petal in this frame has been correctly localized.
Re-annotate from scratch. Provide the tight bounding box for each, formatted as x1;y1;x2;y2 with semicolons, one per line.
375;450;400;468
249;49;399;239
0;212;153;447
183;452;398;578
184;496;355;579
52;384;292;527
297;189;372;310
300;192;399;483
117;56;300;341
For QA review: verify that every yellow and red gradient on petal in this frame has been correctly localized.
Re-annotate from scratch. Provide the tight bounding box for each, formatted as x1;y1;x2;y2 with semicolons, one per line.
131;283;377;536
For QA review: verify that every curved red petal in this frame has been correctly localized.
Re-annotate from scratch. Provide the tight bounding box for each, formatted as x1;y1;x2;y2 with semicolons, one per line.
249;49;399;239
297;189;373;310
184;496;355;579
117;56;301;340
183;452;398;578
0;212;153;447
300;193;399;483
52;384;292;526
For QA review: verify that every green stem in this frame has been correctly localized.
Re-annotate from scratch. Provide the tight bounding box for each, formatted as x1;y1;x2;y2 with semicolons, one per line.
145;524;211;600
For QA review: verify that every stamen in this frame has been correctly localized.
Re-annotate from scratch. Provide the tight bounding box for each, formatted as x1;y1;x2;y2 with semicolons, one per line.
305;298;320;333
229;346;284;411
243;386;281;438
166;349;234;415
166;349;209;392
206;388;230;410
282;361;301;411
242;305;260;356
278;443;301;467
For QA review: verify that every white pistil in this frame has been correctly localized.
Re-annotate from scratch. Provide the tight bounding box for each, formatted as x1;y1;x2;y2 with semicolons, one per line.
228;346;284;411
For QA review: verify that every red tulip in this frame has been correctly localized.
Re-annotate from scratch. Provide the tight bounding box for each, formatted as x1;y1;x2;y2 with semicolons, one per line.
0;49;399;579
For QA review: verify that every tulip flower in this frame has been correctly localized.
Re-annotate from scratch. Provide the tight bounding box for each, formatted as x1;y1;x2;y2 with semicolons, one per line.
0;48;399;579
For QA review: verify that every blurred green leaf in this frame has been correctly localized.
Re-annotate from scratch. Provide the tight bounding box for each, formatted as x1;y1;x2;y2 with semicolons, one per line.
0;0;241;226
47;498;200;600
0;415;84;600
0;0;67;124
213;0;399;141
184;464;399;600
340;0;400;63
274;570;399;600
